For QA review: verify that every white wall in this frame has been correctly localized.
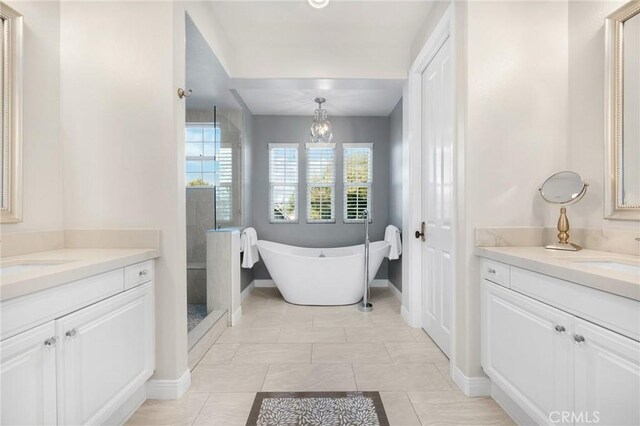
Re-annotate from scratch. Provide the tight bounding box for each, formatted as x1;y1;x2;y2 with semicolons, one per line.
60;1;187;383
2;1;63;234
567;0;637;229
459;0;570;377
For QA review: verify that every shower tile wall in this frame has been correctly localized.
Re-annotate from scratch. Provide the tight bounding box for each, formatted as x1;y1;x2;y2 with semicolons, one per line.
186;187;214;306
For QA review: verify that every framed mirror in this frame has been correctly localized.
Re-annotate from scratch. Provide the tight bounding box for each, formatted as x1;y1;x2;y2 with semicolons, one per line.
605;1;640;220
1;2;23;223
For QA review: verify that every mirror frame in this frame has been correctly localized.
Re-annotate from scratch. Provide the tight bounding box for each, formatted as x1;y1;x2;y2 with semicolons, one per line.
604;1;640;221
1;2;23;223
539;171;588;205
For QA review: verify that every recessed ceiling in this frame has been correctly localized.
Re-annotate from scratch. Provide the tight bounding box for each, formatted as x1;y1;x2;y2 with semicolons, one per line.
236;87;402;116
209;1;434;49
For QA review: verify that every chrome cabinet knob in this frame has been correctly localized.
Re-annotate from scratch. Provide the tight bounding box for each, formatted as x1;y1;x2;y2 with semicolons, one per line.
65;329;78;338
554;325;566;333
139;270;148;277
488;268;496;274
44;337;57;346
573;334;585;343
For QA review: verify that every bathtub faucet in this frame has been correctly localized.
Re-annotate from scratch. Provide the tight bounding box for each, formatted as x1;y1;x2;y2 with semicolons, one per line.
359;209;373;312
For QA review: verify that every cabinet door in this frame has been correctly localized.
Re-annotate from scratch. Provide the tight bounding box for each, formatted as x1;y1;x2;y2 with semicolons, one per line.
0;322;57;425
56;282;155;425
573;318;640;426
482;281;574;424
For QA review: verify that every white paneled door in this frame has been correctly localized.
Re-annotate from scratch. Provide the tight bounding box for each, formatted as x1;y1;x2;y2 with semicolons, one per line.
420;35;453;357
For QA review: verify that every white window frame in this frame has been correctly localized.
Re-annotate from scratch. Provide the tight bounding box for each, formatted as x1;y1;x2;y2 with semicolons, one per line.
185;122;242;226
306;143;336;223
269;143;299;224
343;143;373;223
185;122;217;188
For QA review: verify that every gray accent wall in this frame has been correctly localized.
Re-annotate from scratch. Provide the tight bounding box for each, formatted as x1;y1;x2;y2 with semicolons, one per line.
251;115;391;280
388;100;403;291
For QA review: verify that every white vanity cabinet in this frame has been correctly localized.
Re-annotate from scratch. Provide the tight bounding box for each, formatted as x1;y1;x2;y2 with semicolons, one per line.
0;259;156;426
482;282;574;421
0;322;58;426
56;283;154;425
480;258;640;426
573;318;640;426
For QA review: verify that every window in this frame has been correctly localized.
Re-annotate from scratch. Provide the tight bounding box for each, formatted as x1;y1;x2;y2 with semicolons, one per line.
185;123;239;225
306;144;336;223
269;144;299;223
185;123;220;187
343;144;373;222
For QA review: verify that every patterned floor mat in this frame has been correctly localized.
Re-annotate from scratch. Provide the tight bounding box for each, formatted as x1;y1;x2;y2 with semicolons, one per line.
246;392;389;426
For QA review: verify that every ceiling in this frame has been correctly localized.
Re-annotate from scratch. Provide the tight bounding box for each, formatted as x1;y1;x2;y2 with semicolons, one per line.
209;1;433;49
186;1;433;116
234;83;403;116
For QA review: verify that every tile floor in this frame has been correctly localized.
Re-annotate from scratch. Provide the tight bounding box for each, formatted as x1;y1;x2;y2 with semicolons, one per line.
128;287;514;425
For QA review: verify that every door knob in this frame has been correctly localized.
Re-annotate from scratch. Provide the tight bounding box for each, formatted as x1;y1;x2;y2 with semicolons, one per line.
65;329;78;338
415;222;426;241
573;334;585;344
44;337;57;346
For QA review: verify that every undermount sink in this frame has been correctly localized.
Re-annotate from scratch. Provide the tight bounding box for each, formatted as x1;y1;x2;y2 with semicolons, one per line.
0;261;69;278
570;260;640;275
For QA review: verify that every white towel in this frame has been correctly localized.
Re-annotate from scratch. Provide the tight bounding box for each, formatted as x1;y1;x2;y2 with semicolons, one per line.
384;225;402;260
240;227;259;268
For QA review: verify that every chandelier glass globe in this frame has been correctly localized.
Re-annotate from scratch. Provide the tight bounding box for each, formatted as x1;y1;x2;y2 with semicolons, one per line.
309;98;334;144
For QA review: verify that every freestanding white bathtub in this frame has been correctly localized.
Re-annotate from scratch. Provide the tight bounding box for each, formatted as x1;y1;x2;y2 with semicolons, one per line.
256;240;390;305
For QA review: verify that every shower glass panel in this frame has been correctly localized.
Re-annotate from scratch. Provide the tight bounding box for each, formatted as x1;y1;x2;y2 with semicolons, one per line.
185;108;242;336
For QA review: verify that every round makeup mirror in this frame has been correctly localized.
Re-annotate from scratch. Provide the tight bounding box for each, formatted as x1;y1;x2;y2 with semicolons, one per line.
539;171;587;205
539;171;588;251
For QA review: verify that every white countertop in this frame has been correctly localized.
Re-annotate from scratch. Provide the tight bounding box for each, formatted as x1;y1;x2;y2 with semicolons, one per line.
476;246;640;301
0;248;160;301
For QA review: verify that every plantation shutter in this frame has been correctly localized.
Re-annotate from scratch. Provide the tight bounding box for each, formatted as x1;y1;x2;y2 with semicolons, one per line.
306;144;336;223
215;145;233;222
343;144;373;222
269;144;299;222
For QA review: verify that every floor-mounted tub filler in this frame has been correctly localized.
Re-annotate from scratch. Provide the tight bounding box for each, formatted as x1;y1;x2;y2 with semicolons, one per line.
256;240;390;305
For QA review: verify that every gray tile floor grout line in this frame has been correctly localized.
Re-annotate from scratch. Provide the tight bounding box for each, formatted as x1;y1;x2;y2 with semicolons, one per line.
405;391;425;426
350;362;359;392
190;392;212;426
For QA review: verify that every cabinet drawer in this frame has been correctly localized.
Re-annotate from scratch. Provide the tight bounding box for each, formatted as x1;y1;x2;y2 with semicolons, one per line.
481;258;509;287
1;269;124;341
124;260;154;290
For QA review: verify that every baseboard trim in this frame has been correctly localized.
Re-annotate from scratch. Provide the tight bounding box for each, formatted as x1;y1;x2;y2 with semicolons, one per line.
231;305;242;325
254;279;275;288
387;281;402;301
370;279;389;288
241;281;256;301
491;382;534;425
452;367;491;397
401;305;412;326
146;369;191;400
104;382;146;425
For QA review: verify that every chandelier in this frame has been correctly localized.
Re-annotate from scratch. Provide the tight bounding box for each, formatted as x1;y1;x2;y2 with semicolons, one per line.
309;97;334;144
